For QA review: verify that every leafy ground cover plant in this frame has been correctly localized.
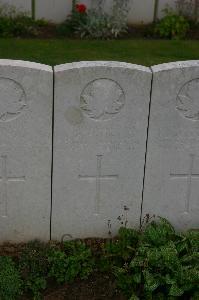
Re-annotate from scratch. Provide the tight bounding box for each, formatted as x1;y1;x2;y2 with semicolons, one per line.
0;256;22;300
111;218;199;299
48;240;94;284
155;7;190;39
17;239;94;299
0;217;198;299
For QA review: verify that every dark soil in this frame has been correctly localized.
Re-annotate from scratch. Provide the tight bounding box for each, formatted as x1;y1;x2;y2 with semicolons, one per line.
36;23;57;39
0;242;26;257
127;23;199;40
187;27;199;39
42;273;127;300
0;238;112;258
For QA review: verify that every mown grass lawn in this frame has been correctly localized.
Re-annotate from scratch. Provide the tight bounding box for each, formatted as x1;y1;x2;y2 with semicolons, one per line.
0;38;198;66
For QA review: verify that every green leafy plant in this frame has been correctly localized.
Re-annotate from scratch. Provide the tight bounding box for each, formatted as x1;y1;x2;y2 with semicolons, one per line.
155;8;190;39
57;2;87;36
74;10;125;39
75;0;129;39
113;217;199;299
0;218;198;299
48;241;94;284
48;249;69;284
0;3;49;37
0;256;22;300
19;240;50;299
58;0;129;39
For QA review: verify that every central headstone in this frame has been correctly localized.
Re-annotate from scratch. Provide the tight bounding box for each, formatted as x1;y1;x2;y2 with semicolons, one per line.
52;61;152;239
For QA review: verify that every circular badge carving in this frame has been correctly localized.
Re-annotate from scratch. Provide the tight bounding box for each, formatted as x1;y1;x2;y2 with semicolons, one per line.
176;79;199;120
80;79;125;120
0;78;27;122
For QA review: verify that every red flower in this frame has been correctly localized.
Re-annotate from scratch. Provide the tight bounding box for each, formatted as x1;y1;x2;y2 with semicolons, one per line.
75;3;87;13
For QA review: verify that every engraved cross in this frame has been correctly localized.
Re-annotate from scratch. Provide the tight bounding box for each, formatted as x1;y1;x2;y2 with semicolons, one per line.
0;155;25;217
170;154;199;213
79;155;118;215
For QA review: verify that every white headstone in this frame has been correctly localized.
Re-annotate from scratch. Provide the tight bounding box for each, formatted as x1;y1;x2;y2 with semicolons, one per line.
52;61;152;239
143;61;199;230
0;60;53;242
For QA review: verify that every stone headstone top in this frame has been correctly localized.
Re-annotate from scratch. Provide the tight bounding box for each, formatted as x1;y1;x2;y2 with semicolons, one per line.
0;59;52;72
55;61;151;73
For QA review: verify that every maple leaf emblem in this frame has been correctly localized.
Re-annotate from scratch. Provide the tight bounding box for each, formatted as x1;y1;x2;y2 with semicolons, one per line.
80;79;125;120
176;79;199;120
0;78;26;121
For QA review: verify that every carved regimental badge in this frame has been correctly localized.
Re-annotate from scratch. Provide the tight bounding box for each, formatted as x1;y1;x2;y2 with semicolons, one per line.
176;79;199;120
0;78;27;122
80;79;125;120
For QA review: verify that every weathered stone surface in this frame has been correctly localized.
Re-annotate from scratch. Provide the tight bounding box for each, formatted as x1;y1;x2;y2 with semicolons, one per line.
0;60;53;242
52;61;152;239
143;61;199;230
